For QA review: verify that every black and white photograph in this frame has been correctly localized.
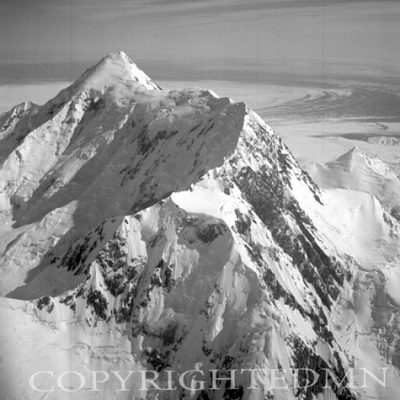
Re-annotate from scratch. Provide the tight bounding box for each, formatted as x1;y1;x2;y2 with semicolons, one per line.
0;1;399;399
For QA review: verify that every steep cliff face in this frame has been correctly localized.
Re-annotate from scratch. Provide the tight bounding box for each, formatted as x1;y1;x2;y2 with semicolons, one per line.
0;52;399;400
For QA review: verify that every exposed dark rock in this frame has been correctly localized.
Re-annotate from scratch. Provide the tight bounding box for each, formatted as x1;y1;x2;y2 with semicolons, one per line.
86;289;108;320
234;209;252;235
37;296;54;313
291;337;356;400
143;348;170;372
197;221;228;243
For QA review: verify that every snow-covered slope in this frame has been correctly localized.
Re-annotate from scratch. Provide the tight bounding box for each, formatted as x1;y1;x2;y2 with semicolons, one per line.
0;52;399;400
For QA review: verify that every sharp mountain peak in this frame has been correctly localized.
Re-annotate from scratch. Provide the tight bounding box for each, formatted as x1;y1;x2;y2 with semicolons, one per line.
60;51;161;102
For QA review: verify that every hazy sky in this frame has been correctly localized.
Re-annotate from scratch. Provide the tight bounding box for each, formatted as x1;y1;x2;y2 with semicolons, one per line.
0;0;399;84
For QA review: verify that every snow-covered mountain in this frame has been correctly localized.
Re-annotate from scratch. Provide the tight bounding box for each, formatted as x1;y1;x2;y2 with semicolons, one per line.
0;52;399;400
308;147;400;218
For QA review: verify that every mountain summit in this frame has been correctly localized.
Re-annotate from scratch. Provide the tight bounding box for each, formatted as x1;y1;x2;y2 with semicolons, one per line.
73;51;161;93
0;53;399;400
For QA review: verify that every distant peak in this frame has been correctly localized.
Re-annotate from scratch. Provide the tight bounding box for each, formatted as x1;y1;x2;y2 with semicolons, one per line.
332;146;394;177
336;146;365;161
331;146;366;172
346;146;363;156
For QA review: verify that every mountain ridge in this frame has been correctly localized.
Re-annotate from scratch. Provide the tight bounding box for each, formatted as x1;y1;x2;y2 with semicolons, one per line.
0;52;399;400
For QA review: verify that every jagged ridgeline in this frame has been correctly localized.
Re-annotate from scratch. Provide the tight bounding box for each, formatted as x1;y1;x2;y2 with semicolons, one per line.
0;52;398;400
